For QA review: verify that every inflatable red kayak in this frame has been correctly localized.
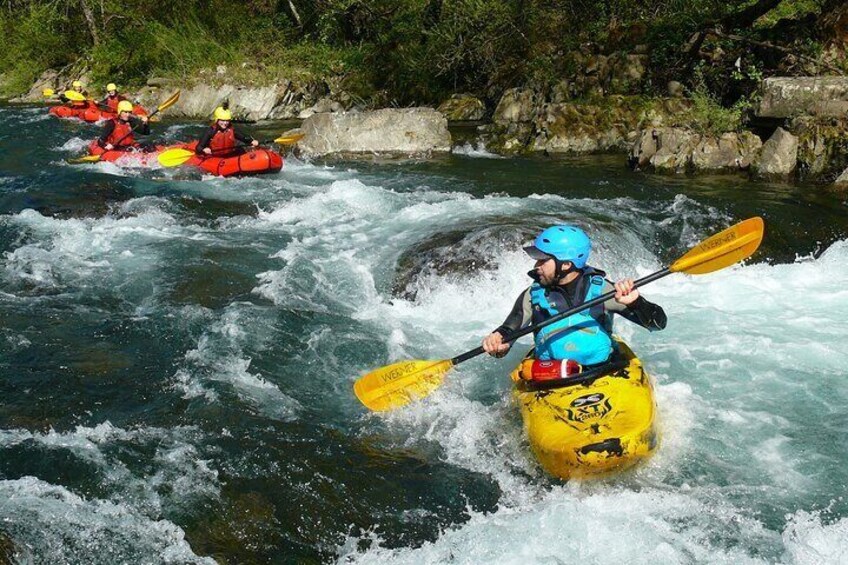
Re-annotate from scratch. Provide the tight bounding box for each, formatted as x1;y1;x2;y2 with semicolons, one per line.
50;102;148;123
85;140;172;165
180;142;283;177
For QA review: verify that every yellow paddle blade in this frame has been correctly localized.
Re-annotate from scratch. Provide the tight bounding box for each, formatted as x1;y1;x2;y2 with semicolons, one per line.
64;90;86;102
157;90;181;113
157;148;195;167
670;217;764;275
273;133;304;145
67;155;102;164
354;359;454;412
42;88;55;97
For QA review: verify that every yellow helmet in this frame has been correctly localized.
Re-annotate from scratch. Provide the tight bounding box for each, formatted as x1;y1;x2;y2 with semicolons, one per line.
213;106;232;121
106;83;117;92
72;80;83;88
117;100;134;113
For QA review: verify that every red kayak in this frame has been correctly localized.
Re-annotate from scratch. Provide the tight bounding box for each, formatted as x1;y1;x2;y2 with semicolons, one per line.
86;140;172;165
182;142;283;177
50;101;148;123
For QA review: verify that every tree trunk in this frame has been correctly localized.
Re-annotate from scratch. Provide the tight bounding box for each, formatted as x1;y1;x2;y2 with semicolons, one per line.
285;0;303;29
79;0;100;46
719;0;783;30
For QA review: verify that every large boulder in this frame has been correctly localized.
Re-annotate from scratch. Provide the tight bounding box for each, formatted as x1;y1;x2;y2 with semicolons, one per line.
756;127;798;176
493;88;538;124
132;80;338;120
297;108;451;157
757;77;848;118
630;127;762;173
691;131;762;171
650;128;699;172
437;94;486;121
137;84;284;121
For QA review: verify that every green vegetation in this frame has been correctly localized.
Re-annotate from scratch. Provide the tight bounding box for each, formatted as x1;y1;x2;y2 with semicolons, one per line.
0;0;842;113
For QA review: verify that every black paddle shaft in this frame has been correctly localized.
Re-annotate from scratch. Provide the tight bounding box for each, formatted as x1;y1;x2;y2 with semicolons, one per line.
450;267;671;365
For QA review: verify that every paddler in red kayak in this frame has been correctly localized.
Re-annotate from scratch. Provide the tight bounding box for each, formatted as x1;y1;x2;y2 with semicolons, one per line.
59;80;90;107
481;226;667;381
97;100;152;152
195;106;258;157
99;83;127;112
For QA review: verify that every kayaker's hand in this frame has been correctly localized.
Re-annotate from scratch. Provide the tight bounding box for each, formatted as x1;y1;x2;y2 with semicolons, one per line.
202;147;212;155
614;278;640;306
140;116;148;123
250;139;259;147
104;143;114;151
483;332;510;358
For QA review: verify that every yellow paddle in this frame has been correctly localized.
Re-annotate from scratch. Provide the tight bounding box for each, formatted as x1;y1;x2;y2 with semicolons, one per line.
354;216;765;412
156;133;305;168
42;88;55;97
69;90;181;164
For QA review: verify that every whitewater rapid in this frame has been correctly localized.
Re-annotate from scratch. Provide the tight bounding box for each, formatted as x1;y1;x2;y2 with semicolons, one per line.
1;107;847;563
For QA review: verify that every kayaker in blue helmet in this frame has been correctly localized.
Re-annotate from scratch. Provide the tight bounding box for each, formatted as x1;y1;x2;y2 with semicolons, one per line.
482;225;667;365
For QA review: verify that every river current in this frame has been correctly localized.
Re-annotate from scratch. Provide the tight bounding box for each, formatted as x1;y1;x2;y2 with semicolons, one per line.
1;105;847;564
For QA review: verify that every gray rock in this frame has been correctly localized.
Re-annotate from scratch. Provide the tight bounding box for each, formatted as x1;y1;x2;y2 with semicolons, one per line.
146;77;172;87
298;97;342;119
757;127;798;175
629;129;659;169
630;127;763;174
437;94;486;121
11;69;61;102
550;80;572;103
667;81;685;98
835;167;848;186
651;128;697;172
493;88;538;124
297;108;451;157
139;83;286;121
757;77;848;118
691;131;762;171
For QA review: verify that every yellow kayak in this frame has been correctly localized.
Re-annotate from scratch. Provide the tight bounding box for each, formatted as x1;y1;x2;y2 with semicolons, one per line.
511;339;658;480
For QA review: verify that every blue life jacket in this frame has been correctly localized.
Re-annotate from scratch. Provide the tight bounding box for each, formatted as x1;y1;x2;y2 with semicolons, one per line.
529;267;613;365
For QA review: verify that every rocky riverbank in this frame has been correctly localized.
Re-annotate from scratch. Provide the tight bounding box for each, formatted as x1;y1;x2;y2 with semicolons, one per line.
8;66;848;184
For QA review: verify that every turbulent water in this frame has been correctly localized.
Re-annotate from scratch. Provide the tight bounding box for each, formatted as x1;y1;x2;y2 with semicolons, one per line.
1;105;847;564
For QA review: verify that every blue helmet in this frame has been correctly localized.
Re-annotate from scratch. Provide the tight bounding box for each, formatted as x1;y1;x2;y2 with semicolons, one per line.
523;225;591;268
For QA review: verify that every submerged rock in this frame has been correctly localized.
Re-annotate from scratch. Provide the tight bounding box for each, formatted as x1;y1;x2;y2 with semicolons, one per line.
391;227;533;301
297;108;451;157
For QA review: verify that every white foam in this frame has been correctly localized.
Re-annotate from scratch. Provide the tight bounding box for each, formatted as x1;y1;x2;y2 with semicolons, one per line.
59;136;90;153
0;422;219;516
782;510;848;564
173;304;301;421
452;142;502;159
0;477;215;563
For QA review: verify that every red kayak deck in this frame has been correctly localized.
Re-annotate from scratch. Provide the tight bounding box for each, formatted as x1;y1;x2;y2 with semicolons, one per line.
50;102;148;123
